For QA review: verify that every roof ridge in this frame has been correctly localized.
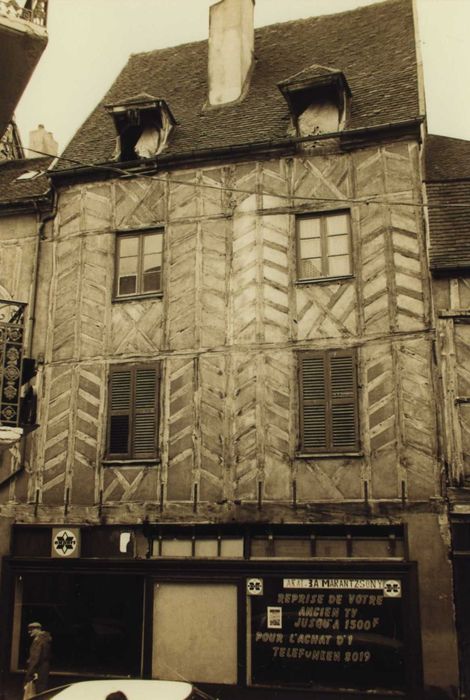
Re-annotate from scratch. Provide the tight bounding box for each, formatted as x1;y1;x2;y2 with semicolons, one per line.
428;133;470;147
126;0;409;61
254;0;407;30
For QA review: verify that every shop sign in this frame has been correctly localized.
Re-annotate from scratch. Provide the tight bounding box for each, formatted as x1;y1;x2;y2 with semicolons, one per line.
251;574;407;691
51;528;80;558
247;578;263;596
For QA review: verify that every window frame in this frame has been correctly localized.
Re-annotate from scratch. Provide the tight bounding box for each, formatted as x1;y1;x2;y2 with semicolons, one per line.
298;348;360;455
104;362;160;463
114;228;164;300
296;209;352;283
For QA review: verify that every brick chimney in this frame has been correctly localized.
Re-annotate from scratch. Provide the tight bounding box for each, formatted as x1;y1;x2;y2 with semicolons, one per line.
208;0;255;106
28;124;58;157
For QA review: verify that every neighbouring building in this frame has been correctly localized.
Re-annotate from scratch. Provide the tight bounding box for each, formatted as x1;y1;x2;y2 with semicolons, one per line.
0;1;463;698
425;134;470;700
0;0;49;155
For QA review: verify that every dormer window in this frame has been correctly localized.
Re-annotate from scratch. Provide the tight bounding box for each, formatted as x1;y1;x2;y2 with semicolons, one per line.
278;65;351;137
105;93;176;162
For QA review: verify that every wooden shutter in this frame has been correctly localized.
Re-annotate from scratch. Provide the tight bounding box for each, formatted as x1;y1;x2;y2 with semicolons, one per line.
300;355;327;450
329;352;358;451
133;367;158;458
300;349;358;453
107;364;159;460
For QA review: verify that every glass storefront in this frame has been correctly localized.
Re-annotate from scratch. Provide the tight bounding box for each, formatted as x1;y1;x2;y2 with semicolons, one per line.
12;573;143;677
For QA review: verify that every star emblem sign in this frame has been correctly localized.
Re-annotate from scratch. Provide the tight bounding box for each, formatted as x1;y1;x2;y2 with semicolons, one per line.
54;530;77;556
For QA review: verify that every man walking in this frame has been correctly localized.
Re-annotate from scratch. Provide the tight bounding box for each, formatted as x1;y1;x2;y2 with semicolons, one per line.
24;622;52;696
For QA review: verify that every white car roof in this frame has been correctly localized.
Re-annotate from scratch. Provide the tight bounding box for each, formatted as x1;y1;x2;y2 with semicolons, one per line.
49;679;193;700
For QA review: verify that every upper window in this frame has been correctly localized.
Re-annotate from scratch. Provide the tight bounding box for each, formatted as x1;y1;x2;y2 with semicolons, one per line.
299;348;359;454
297;211;351;282
106;363;160;461
115;230;163;299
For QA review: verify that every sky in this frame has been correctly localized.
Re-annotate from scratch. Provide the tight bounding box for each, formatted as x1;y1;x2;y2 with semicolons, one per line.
14;0;470;155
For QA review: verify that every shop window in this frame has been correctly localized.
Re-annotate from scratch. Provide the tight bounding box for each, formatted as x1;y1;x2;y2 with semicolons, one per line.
297;211;351;282
249;530;402;559
152;535;244;559
105;363;160;462
299;348;359;454
115;229;163;299
12;573;143;677
249;572;411;692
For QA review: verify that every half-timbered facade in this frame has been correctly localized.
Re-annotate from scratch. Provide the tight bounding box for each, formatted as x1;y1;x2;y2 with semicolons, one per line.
0;1;461;699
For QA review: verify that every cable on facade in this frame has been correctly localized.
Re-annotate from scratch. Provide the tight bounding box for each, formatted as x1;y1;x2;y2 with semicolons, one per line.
22;146;470;212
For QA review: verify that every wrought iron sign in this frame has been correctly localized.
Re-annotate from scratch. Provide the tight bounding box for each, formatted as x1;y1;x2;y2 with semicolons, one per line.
0;300;26;427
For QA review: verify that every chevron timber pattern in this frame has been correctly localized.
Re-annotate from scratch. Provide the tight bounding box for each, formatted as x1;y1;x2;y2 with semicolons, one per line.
28;145;439;511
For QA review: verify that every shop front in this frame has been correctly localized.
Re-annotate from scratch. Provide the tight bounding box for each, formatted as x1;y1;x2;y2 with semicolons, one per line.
1;524;423;699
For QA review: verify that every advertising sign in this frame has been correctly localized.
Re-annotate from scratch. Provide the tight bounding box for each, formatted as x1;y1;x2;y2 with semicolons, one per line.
51;528;80;558
251;575;406;691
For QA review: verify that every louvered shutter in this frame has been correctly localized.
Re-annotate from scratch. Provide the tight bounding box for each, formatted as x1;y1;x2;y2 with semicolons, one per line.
300;350;358;453
133;367;158;457
329;352;358;451
107;364;159;459
109;369;132;456
300;355;327;450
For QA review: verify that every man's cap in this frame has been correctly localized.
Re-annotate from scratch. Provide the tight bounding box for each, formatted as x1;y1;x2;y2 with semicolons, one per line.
27;622;42;629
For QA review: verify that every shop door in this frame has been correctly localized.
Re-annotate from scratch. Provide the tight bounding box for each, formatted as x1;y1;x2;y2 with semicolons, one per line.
152;583;238;684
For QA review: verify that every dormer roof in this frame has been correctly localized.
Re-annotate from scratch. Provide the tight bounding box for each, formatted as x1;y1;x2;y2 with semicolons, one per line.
104;92;177;124
278;64;351;94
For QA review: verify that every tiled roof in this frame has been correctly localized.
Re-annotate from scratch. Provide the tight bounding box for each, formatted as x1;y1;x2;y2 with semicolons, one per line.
0;156;53;206
425;135;470;272
425;134;470;182
56;0;419;172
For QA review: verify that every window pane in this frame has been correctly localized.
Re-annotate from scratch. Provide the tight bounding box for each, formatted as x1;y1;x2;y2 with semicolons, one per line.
143;253;161;274
220;538;244;558
118;236;138;295
109;415;130;454
144;233;163;255
274;538;311;558
299;258;322;279
194;539;219;557
143;244;162;291
315;538;347;557
299;217;321;239
161;539;192;557
328;254;350;276
119;255;138;275
119;237;138;257
300;238;321;259
328;233;349;256
119;275;137;295
250;538;271;557
326;213;349;235
143;270;161;292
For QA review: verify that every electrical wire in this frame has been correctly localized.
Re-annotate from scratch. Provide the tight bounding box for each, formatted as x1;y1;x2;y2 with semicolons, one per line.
22;145;470;212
